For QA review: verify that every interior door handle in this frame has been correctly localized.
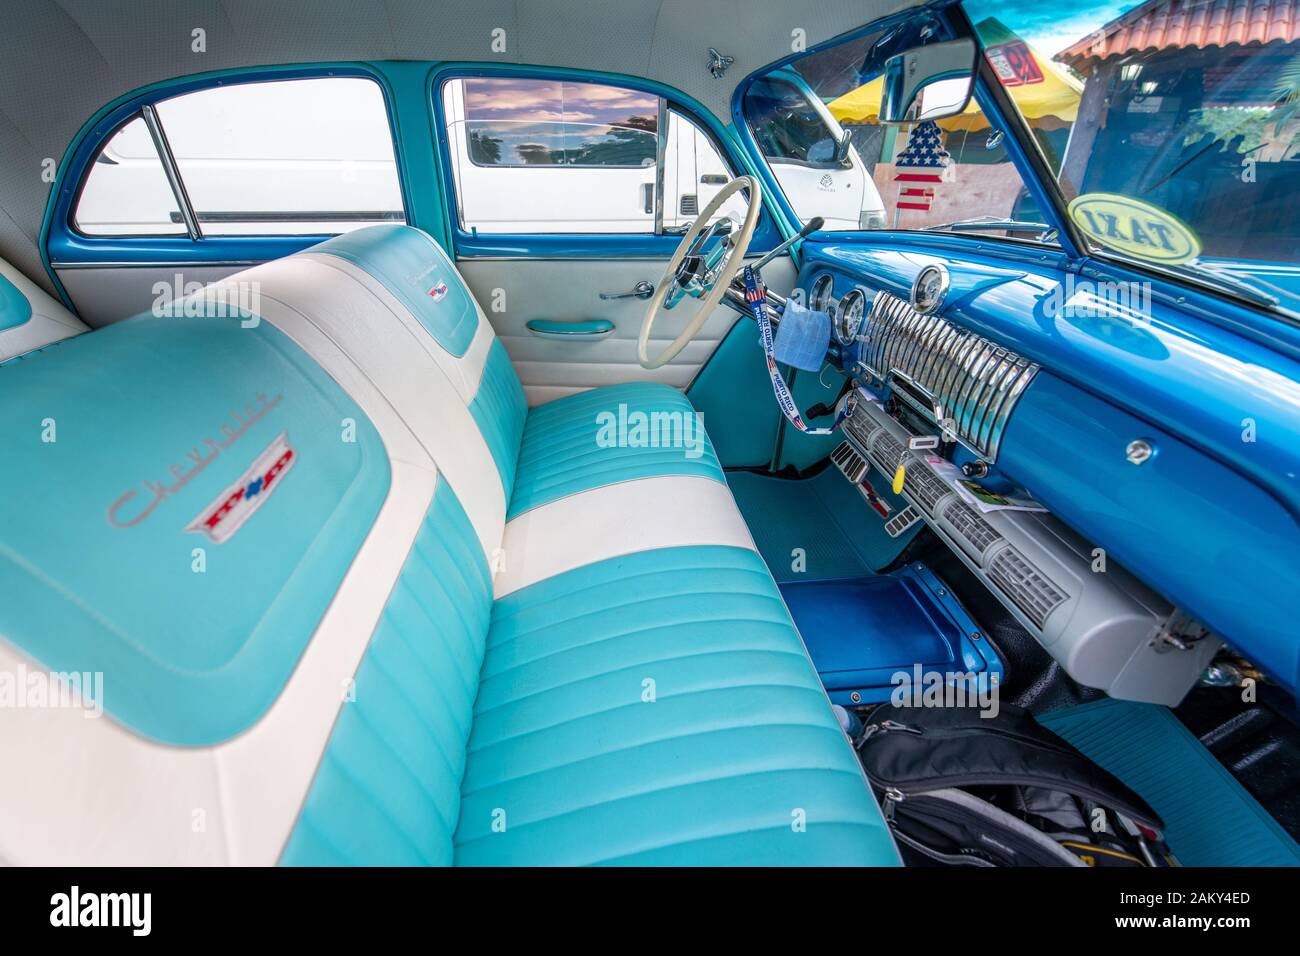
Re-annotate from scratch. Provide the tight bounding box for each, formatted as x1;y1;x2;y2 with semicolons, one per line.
599;280;654;300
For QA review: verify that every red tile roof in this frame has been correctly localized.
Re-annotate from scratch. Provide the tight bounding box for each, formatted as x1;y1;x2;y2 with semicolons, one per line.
1058;0;1300;67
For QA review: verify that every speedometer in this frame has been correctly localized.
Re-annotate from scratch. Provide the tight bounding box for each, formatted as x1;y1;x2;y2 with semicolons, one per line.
809;274;835;313
835;289;865;345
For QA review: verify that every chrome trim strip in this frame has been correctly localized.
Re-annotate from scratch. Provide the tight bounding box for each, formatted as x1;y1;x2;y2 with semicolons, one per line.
653;97;668;234
141;104;201;241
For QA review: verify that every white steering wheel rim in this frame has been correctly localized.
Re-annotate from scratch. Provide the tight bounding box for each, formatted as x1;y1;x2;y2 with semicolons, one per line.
637;175;763;370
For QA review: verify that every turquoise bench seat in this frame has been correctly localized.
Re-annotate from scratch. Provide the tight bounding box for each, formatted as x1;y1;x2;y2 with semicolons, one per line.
508;381;724;520
455;545;896;865
0;225;897;866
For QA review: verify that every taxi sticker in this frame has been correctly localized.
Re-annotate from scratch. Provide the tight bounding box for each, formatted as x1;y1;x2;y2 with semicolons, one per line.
1067;193;1201;265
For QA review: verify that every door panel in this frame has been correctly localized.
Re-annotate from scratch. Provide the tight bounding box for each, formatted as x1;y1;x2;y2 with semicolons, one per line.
56;265;248;327
458;255;796;404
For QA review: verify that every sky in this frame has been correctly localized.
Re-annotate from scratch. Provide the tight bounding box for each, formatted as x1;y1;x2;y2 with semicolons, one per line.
462;78;657;126
964;0;1143;58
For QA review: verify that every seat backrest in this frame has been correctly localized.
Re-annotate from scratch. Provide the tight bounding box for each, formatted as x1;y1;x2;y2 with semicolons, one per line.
0;231;507;865
301;225;529;510
0;255;86;362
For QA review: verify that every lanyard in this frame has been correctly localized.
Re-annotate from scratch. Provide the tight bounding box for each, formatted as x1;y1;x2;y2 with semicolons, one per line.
743;265;847;436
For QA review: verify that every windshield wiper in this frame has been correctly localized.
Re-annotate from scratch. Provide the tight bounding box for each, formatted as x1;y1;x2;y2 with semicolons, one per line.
1101;251;1288;313
923;216;1054;236
1177;263;1282;309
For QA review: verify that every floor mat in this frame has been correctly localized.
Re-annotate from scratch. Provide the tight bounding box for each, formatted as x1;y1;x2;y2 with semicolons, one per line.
1038;698;1300;867
725;467;918;583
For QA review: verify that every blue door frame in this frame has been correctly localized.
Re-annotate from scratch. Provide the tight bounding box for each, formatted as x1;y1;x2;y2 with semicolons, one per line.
40;60;788;312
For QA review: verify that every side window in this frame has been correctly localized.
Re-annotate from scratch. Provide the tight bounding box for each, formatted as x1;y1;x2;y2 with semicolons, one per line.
662;110;749;230
459;78;658;168
442;77;743;234
75;118;187;236
73;76;404;238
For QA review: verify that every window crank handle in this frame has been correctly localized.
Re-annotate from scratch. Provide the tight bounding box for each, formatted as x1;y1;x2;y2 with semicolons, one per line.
599;280;655;300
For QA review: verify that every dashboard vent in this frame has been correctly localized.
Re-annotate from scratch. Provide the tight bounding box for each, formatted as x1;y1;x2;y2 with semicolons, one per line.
871;431;906;471
988;547;1068;629
843;410;875;451
944;499;1002;556
902;462;950;515
858;292;1039;461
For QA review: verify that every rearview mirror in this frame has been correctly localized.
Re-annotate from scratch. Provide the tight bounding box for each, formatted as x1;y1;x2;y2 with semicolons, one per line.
880;38;977;124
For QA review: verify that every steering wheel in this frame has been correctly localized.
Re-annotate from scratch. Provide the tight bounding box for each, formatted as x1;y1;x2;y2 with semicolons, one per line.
637;175;763;370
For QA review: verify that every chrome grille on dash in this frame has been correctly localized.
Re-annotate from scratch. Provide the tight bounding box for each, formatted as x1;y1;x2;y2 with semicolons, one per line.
858;292;1039;461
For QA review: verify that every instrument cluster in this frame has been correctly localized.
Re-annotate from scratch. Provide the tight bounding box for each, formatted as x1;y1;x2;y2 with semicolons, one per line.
805;272;871;353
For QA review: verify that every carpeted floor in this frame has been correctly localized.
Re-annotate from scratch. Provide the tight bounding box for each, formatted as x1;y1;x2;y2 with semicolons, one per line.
725;466;919;584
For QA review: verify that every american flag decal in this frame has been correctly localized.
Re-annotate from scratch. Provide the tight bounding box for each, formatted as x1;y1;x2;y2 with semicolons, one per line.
894;121;952;212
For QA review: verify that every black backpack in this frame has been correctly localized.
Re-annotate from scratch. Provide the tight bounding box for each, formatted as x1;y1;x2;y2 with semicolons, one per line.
856;702;1176;867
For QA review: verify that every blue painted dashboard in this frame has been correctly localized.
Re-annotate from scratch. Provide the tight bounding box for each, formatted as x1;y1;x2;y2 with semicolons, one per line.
798;236;1300;694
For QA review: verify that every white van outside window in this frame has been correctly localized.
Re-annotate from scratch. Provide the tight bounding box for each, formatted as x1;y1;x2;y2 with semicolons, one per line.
74;76;404;237
744;68;887;230
441;77;756;234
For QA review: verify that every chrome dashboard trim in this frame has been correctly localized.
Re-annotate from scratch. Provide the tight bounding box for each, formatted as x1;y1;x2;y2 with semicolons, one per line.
857;291;1039;461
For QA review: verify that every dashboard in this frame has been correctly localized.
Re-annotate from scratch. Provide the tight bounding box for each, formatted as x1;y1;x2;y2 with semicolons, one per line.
795;239;1300;702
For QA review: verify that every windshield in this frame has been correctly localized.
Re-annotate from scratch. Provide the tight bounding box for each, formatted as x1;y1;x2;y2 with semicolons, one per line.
966;0;1300;318
741;21;1052;240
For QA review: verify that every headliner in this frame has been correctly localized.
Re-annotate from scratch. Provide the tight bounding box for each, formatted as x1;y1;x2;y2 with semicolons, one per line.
0;0;913;297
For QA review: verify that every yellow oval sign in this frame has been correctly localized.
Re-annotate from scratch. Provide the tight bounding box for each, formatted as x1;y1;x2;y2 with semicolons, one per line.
1067;193;1201;265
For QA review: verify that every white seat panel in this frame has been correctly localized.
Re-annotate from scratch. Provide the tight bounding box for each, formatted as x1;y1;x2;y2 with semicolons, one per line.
493;474;758;598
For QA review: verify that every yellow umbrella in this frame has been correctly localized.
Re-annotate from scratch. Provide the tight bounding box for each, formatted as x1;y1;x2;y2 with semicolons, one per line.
828;35;1081;132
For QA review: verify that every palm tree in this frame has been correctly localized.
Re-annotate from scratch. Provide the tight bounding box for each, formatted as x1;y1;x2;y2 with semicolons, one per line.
1271;53;1300;135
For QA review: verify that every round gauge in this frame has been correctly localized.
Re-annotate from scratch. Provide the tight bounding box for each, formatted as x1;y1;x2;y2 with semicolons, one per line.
910;263;950;314
835;289;866;345
809;274;835;313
